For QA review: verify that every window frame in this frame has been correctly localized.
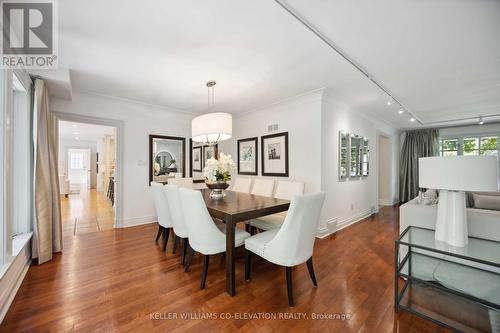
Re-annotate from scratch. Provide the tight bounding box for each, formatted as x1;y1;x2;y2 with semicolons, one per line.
439;134;499;157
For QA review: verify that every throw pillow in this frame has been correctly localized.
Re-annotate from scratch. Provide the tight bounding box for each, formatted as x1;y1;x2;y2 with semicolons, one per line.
472;193;500;211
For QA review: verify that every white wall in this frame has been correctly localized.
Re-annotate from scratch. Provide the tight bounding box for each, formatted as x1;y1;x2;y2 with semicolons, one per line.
219;89;323;194
320;92;400;233
219;89;400;236
58;139;98;188
51;92;193;227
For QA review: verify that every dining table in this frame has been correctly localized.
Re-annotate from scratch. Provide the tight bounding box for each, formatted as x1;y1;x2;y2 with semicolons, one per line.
200;188;290;296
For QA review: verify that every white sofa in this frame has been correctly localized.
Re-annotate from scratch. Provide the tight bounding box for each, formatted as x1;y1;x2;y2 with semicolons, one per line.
399;195;500;306
400;196;500;242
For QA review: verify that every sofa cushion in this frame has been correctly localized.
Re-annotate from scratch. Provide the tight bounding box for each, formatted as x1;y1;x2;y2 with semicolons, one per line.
472;193;500;211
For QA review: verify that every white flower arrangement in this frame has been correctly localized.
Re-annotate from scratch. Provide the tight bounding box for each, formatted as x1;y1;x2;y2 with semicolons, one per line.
203;152;236;183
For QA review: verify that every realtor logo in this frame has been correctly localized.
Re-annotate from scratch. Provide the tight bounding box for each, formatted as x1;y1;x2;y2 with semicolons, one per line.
1;0;58;68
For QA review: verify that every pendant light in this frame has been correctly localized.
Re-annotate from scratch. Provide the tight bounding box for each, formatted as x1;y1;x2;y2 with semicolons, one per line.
192;81;232;146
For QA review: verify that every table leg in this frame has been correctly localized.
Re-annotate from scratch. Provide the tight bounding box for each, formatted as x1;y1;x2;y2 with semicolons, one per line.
225;217;236;296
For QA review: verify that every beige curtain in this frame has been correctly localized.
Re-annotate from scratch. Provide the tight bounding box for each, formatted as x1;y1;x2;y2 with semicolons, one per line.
33;79;62;264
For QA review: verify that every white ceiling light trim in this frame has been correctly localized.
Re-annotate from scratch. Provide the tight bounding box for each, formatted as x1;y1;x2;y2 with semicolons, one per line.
192;81;232;145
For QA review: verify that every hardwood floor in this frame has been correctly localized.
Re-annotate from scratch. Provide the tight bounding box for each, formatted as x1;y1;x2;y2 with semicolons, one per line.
0;206;450;332
60;185;115;236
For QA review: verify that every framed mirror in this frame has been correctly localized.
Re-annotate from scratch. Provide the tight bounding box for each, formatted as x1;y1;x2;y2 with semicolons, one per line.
362;138;370;176
339;132;349;180
149;135;186;184
350;134;363;177
339;131;369;180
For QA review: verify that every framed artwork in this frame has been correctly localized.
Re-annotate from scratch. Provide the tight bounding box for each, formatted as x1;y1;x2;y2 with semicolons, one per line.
261;132;289;177
192;146;202;172
203;144;218;168
149;135;185;184
237;137;258;175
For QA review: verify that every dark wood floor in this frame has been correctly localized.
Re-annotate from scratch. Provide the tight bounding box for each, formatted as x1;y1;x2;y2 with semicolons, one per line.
1;206;450;332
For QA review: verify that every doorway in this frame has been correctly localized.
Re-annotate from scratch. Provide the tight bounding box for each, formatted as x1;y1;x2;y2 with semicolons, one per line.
378;134;392;206
58;120;118;236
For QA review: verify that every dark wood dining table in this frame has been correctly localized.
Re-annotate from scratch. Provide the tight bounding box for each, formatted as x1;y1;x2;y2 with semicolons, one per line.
200;188;290;296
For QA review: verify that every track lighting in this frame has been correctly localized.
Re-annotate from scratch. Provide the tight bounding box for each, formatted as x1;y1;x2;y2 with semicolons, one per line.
387;99;393;106
398;109;404;115
479;116;484;125
410;117;416;122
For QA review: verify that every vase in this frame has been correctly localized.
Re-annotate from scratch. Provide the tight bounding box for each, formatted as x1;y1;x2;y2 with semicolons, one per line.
205;181;230;200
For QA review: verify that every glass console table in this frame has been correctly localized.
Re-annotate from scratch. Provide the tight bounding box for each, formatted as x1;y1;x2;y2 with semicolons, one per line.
395;226;500;333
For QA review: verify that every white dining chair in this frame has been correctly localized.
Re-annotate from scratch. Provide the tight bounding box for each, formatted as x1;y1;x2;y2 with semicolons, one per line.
163;185;190;263
231;177;252;193
151;181;174;251
179;187;251;289
168;177;193;189
251;178;274;197
244;192;326;307
250;181;305;231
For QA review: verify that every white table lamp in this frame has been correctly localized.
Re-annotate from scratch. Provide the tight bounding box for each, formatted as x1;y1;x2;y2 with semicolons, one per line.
419;156;498;247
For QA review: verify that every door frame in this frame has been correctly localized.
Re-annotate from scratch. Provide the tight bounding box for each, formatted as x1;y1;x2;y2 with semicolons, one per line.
54;112;124;228
376;131;394;208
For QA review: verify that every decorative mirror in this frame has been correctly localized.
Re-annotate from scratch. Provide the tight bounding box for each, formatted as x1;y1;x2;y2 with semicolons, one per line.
339;131;369;181
149;135;186;184
339;132;349;180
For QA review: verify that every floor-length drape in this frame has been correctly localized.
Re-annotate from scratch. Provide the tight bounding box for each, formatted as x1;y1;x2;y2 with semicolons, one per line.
33;78;62;264
399;129;439;203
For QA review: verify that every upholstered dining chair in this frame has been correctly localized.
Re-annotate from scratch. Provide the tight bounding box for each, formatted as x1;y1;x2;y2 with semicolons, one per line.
179;188;251;289
231;177;252;193
251;178;274;197
163;185;190;262
168;177;193;189
151;181;174;251
244;192;326;307
250;181;305;231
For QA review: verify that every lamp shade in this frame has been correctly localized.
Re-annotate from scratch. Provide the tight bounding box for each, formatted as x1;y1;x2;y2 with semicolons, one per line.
192;112;232;144
419;156;498;192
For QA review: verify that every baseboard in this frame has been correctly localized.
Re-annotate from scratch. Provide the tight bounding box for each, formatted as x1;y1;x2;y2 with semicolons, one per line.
122;215;156;228
336;208;375;232
379;198;399;206
316;217;338;239
0;244;31;323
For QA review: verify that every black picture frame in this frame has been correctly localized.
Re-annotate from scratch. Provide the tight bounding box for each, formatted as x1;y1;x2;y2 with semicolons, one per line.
237;137;258;175
149;135;186;185
261;132;289;177
191;146;202;172
202;144;218;169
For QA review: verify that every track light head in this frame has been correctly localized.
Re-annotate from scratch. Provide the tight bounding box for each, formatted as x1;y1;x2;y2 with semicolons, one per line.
479;116;484;125
387;99;392;106
410;117;416;122
398;109;404;115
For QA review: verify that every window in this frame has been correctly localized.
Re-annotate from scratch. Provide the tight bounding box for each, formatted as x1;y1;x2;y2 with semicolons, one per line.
440;138;459;156
70;151;84;169
440;135;499;157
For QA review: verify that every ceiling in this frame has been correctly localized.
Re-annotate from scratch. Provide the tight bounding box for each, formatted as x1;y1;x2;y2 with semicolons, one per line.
58;120;115;141
49;0;500;128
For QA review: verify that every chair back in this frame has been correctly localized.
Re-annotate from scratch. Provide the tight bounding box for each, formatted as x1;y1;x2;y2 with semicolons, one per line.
150;181;173;228
265;192;325;266
274;181;305;200
251;178;274;197
179;188;226;254
168;177;193;189
162;185;188;238
232;177;252;193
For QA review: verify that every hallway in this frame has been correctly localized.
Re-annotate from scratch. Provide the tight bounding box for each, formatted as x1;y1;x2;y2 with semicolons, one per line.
61;185;115;236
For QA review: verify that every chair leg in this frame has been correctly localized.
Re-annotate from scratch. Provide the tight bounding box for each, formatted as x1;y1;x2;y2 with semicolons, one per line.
172;236;179;254
184;246;194;272
245;224;250;233
245;250;251;281
155;225;163;243
306;257;318;287
286;267;294;307
250;226;256;235
201;255;210;290
162;228;170;252
181;238;188;265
